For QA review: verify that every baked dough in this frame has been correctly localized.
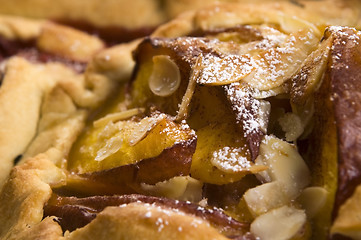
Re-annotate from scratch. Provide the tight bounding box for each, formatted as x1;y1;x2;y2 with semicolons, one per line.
66;203;229;240
0;154;66;239
163;0;361;27
0;16;136;185
0;1;361;240
0;0;165;29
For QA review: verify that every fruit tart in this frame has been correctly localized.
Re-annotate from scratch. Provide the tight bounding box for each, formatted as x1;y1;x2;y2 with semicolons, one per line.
1;1;361;240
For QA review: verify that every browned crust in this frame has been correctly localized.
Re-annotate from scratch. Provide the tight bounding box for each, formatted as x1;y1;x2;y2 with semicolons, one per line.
328;27;361;213
0;155;66;239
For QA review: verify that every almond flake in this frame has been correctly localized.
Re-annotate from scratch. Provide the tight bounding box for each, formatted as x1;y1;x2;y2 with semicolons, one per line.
93;108;145;128
197;53;254;86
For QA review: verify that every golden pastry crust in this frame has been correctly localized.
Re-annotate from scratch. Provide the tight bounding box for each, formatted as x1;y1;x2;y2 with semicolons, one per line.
0;57;86;185
0;155;66;239
14;217;63;240
0;45;137;237
331;184;361;239
36;22;104;62
164;0;361;27
155;0;361;38
0;15;105;60
0;15;44;40
66;203;228;240
0;8;168;240
0;16;135;185
0;0;165;29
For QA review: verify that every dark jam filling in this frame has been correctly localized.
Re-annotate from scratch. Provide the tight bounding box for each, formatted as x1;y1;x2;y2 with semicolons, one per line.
0;36;35;61
0;35;87;77
55;20;157;46
17;48;88;73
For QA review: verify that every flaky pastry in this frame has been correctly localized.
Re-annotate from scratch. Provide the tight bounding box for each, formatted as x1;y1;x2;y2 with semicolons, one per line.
1;1;361;240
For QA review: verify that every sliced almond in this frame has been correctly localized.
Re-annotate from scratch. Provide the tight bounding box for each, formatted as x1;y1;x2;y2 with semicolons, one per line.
255;135;310;199
149;55;181;97
127;115;166;146
243;28;319;91
140;176;203;202
94;114;166;162
277;13;320;36
95;134;123;162
250;85;287;99
291;36;333;105
93;108;145;128
244;181;290;217
243;136;312;220
175;56;200;121
196;54;254;86
251;205;307;240
278;112;304;142
298;186;328;219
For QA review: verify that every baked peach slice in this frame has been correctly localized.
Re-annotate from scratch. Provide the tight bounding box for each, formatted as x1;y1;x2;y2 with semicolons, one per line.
65;113;196;194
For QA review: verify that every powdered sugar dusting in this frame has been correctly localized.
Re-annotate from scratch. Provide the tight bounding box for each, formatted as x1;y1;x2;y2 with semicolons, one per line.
151;37;218;65
143;211;152;218
243;29;318;91
328;26;360;43
327;26;361;70
211;146;251;172
226;82;270;137
159;118;195;143
197;53;254;85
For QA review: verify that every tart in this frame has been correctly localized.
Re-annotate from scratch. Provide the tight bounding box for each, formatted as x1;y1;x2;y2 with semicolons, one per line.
1;1;361;240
